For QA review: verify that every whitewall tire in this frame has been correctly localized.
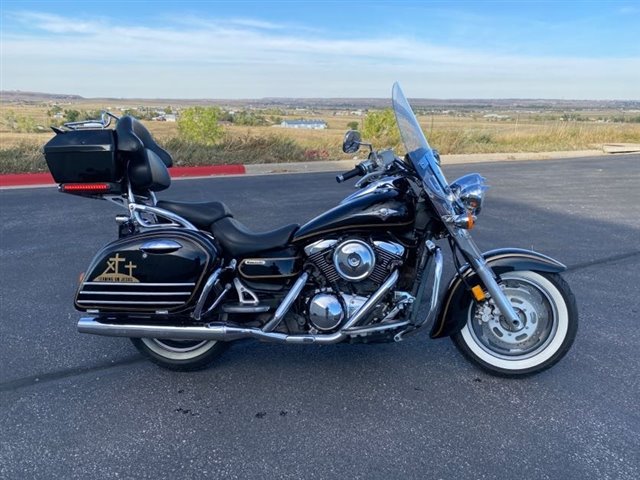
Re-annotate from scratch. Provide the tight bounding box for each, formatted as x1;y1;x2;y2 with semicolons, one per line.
452;271;578;377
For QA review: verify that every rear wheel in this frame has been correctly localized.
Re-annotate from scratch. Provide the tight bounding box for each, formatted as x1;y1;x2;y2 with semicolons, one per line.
131;337;228;371
452;271;578;377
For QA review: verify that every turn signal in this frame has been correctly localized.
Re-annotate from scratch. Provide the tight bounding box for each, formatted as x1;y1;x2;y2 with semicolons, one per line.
452;212;476;229
471;285;486;301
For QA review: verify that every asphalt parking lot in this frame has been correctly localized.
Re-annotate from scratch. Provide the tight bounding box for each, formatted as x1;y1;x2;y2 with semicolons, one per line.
1;154;639;479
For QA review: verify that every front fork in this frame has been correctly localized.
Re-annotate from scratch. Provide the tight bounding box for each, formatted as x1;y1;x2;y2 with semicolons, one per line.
450;228;521;326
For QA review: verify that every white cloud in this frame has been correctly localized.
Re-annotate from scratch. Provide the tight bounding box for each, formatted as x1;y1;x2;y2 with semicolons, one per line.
2;11;639;99
8;11;106;34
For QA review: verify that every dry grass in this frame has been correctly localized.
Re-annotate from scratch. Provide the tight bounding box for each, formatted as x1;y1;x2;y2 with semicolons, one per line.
1;102;639;174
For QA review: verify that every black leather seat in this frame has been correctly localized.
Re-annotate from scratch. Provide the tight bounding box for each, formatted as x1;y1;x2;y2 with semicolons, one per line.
157;200;299;256
116;116;173;167
210;217;299;257
157;200;232;229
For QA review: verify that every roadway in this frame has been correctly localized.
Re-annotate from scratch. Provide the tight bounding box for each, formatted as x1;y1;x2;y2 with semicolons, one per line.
1;154;639;479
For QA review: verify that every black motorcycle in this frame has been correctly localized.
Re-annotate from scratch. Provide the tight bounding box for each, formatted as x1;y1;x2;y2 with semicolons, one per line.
44;83;577;376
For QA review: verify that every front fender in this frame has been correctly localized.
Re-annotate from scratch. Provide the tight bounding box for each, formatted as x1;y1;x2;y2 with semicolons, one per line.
429;248;566;339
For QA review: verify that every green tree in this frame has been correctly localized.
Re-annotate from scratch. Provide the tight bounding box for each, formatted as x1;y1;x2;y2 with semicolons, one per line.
81;110;103;121
64;109;81;122
233;111;267;126
347;120;359;130
47;105;63;117
178;106;224;145
361;109;401;147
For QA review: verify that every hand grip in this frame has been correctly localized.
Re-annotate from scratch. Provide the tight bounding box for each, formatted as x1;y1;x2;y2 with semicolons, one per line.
336;166;362;183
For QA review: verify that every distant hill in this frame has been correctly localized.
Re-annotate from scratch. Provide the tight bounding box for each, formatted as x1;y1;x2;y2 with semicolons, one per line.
1;91;84;102
1;90;638;111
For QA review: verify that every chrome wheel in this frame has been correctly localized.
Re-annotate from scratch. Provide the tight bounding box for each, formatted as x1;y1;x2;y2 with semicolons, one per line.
467;274;557;360
453;271;578;375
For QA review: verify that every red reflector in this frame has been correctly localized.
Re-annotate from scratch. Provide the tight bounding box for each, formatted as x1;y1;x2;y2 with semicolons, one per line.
61;183;111;192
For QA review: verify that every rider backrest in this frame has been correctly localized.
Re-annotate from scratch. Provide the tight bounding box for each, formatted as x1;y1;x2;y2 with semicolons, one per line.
115;116;172;192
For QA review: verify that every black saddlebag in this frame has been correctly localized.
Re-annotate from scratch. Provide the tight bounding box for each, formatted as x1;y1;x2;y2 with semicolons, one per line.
75;229;219;314
44;129;120;183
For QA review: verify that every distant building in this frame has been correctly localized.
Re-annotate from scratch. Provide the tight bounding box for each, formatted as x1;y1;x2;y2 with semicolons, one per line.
280;119;327;129
483;113;510;120
151;114;177;122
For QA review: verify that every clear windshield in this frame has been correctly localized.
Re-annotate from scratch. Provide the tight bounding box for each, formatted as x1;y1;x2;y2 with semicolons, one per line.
392;82;454;216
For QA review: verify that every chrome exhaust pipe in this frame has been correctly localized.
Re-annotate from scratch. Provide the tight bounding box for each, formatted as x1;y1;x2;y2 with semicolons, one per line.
78;317;341;344
78;269;399;345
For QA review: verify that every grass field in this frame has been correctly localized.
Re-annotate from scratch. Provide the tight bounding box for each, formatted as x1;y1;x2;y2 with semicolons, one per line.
1;101;639;174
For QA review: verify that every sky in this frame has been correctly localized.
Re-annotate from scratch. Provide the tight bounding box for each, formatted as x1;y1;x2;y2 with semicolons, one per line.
1;0;639;100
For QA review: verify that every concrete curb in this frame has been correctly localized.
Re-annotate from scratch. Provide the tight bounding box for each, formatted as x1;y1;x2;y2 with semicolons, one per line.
1;149;635;189
0;164;246;189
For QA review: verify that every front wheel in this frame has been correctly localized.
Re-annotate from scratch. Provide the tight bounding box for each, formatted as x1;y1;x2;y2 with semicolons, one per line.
131;337;228;371
452;271;578;377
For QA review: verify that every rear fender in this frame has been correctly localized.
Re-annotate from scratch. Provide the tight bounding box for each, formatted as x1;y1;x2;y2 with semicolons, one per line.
430;248;566;339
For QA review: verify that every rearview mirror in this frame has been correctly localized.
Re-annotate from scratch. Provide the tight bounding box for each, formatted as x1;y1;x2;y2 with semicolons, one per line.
342;130;362;154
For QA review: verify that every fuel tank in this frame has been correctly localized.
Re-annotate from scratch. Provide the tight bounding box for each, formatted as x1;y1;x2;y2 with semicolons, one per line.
292;177;415;243
76;229;219;314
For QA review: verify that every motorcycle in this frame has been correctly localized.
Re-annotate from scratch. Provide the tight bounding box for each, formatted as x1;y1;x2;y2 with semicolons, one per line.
44;83;578;376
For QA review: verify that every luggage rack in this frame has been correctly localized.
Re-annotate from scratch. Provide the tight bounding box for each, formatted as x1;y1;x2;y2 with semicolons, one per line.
63;111;120;130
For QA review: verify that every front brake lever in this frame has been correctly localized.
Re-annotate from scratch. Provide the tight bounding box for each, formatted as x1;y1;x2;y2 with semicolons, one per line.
355;171;385;188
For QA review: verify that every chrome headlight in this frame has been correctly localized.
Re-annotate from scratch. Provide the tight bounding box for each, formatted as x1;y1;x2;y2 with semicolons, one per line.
450;174;488;215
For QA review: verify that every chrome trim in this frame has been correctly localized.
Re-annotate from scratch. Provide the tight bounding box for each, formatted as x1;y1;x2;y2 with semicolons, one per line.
415;247;443;327
104;195;128;210
339;293;368;319
450;173;488;215
233;278;259;306
203;283;231;318
192;267;223;320
345;319;411;336
77;300;184;305
64;111;116;130
333;239;376;282
340;176;400;204
341;269;399;330
78;270;399;345
308;293;345;332
304;239;337;256
394;244;443;341
373;240;405;257
78;269;399;344
130;203;197;231
83;282;195;287
192;260;237;320
140;239;183;253
79;291;191;296
115;214;130;225
262;272;309;332
378;291;414;322
451;229;520;325
222;305;271;314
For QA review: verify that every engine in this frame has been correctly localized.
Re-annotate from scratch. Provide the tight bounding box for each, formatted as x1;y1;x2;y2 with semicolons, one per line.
305;238;404;286
302;238;405;332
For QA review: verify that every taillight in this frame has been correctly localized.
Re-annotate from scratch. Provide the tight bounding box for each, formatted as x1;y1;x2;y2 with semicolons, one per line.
60;183;111;193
